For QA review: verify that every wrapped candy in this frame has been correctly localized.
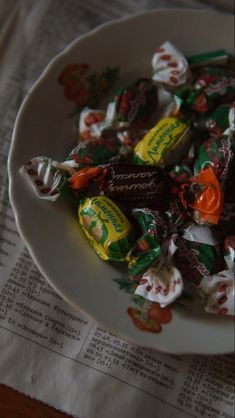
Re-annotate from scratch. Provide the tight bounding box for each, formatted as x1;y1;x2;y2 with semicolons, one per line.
200;270;234;316
135;264;183;308
133;117;191;167
19;135;123;200
193;103;232;137
68;163;169;207
67;135;122;167
19;156;79;201
104;78;158;130
187;49;230;68
194;106;235;194
199;236;235;316
186;72;235;114
78;107;106;140
152;41;191;88
178;167;224;225
134;236;183;307
127;207;168;278
169;164;192;183
78;196;136;261
101;164;168;207
174;236;223;286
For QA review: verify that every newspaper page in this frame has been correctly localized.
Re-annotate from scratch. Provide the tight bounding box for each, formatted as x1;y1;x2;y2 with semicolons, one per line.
0;1;234;418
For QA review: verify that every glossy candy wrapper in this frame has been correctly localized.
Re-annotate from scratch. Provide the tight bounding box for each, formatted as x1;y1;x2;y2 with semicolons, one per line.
187;49;230;68
67;135;122;167
193;103;232;137
194;106;235;192
185;71;235;114
102;164;168;207
20;135;123;200
104;78;158;130
127;208;168;278
78;196;135;261
178;167;224;225
133;117;191;167
174;236;223;287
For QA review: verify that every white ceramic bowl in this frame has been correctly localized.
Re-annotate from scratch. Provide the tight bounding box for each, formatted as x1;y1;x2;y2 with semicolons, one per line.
8;9;234;354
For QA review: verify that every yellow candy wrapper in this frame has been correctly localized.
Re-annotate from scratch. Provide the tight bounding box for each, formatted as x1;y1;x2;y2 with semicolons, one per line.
78;196;135;261
133;117;191;167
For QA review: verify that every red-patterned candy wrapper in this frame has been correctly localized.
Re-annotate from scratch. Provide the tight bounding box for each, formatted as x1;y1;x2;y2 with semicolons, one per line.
152;41;191;88
104;78;158;130
194;106;235;193
174;236;223;287
200;270;234;316
135;264;183;308
165;193;190;229
199;236;235;316
169;164;192;184
134;236;183;307
19;156;79;201
186;73;235;114
193;103;232;137
67;135;122;168
79;107;106;140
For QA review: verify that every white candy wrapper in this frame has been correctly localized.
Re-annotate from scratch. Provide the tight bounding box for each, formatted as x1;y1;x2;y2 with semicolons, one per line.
79;107;106;140
135;236;183;307
135;264;183;308
152;41;190;87
200;270;235;316
20;156;78;201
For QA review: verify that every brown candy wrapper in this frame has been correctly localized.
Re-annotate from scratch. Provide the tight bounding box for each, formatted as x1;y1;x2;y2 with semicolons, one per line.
103;164;168;207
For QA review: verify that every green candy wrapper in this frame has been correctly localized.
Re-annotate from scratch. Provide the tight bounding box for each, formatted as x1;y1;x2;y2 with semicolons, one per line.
174;236;223;286
67;136;122;168
194;106;235;192
106;78;158;128
127;208;168;278
187;49;229;68
193;103;231;137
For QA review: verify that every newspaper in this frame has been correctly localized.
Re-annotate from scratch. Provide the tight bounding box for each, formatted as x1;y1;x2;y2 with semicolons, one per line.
0;1;234;417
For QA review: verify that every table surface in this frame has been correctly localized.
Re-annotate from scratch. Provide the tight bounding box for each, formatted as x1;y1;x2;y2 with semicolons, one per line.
0;384;72;418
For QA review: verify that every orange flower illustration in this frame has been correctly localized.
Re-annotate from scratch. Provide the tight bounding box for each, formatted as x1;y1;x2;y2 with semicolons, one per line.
58;63;90;106
127;302;172;333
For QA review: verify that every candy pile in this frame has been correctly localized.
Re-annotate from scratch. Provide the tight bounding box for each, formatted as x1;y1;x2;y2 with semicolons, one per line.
20;41;235;316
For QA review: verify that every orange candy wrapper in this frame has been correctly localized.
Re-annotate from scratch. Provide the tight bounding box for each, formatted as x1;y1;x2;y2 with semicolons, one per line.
189;167;223;225
69;166;105;190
